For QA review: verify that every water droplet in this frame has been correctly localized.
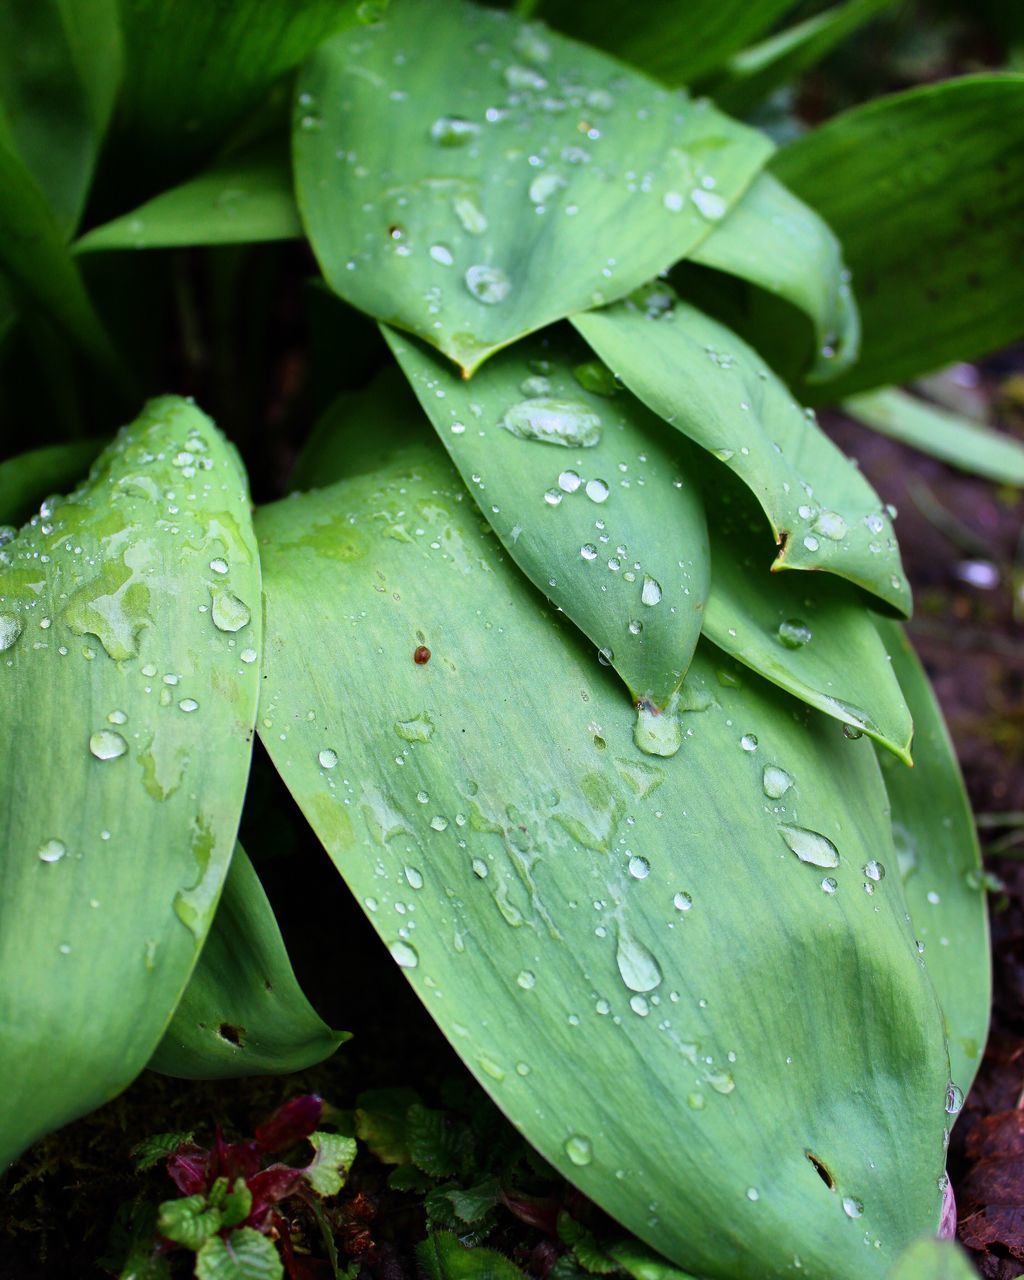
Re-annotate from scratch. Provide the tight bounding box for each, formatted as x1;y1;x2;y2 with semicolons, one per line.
777;619;812;649
564;1135;593;1166
863;860;885;882
803;535;820;552
108;710;128;725
691;189;727;220
842;724;863;740
558;469;582;493
453;193;488;235
945;1083;964;1115
517;969;536;990
821;876;838;895
762;766;794;799
529;172;566;205
780;824;840;869
746;1188;760;1202
390;940;419;968
505;64;547;91
573;360;619;397
211;591;250;633
178;698;199;713
0;612;23;651
38;838;67;864
395;714;434;742
472;857;488;878
430;815;449;832
673;891;693;912
580;544;598;561
520;374;551;396
842;1197;863;1220
628;855;650;880
663;191;684;212
501;399;601;448
741;733;758;752
814;511;848;541
585;478;609;503
616;928;662;993
404;866;424;889
318;748;339;769
627;619;643;636
430;243;454;266
465;264;511;305
430;115;480;146
89;730;127;761
641;575;662;606
629;994;650;1016
240;647;258;664
634;704;681;758
209;558;229;575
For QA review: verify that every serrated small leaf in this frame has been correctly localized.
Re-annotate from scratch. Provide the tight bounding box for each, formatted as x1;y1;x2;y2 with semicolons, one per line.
417;1232;527;1280
573;290;911;613
158;1195;222;1250
354;1087;420;1164
131;1130;195;1172
446;1179;502;1224
407;1105;465;1179
305;1131;358;1197
386;323;709;707
195;1228;284;1280
389;1164;435;1194
294;0;772;374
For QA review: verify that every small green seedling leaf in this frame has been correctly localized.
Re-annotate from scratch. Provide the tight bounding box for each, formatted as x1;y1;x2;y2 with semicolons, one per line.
131;1130;196;1172
294;0;772;373
418;1232;528;1280
305;1131;358;1197
158;1194;223;1250
195;1228;284;1280
354;1087;420;1165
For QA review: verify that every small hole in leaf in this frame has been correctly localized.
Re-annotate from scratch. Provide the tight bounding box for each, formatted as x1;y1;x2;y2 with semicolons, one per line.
806;1152;834;1190
218;1022;245;1047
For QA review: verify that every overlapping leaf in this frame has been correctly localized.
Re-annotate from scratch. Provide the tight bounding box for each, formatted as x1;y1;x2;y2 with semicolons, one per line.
0;439;104;528
150;844;346;1079
0;397;261;1167
573;288;911;613
386;324;709;708
887;1238;978;1280
294;0;773;374
689;171;860;382
874;622;990;1094
772;74;1024;401
256;438;951;1279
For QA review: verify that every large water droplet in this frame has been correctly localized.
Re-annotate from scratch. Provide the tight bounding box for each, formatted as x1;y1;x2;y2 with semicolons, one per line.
628;854;650;880
90;730;128;761
404;866;424;889
211;591;251;633
318;748;339;769
634;705;681;758
465;264;511;305
501;398;601;448
777;619;812;649
691;189;727;220
430;115;480;146
395;714;434;742
517;969;536;989
740;733;758;753
529;172;566;205
585;478;609;503
842;1196;863;1220
641;575;662;607
389;940;419;969
616;928;662;993
762;765;794;799
673;891;693;912
945;1082;964;1115
814;511;848;541
573;360;619;397
863;860;885;882
38;838;67;864
780;824;840;869
453;193;488;235
564;1135;593;1166
0;612;23;652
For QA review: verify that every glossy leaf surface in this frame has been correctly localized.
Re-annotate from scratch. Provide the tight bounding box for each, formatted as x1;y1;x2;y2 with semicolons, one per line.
874;621;990;1094
844;389;1024;487
887;1238;979;1280
257;439;950;1280
150;845;346;1079
294;0;773;374
77;144;302;253
573;290;911;614
689;171;860;382
0;397;261;1167
386;324;709;708
772;75;1024;400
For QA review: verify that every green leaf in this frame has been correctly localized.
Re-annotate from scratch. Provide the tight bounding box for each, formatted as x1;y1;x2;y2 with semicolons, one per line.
149;843;345;1079
558;1215;619;1275
220;1180;254;1230
689;171;860;382
0;0;122;235
305;1131;358;1197
606;1241;700;1280
408;1105;467;1180
255;440;951;1278
707;0;895;117
843;388;1024;487
771;74;1024;401
112;0;364;181
0;397;261;1168
76;143;302;254
195;1228;284;1280
874;622;990;1095
131;1129;195;1171
158;1194;223;1250
886;1237;979;1280
386;324;709;708
418;1232;527;1280
294;0;773;374
537;0;797;86
354;1087;420;1165
446;1179;502;1224
573;289;911;614
0;439;105;528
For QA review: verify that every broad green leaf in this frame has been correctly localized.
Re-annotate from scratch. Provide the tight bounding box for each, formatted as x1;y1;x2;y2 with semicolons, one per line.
418;1233;527;1280
843;388;1024;487
305;1131;358;1197
112;0;364;181
0;133;123;378
772;74;1024;401
573;290;911;614
77;144;302;254
256;441;951;1279
0;0;122;235
607;1241;700;1280
385;324;709;708
0;439;105;528
886;1237;978;1280
707;0;895;117
294;0;773;374
149;844;346;1079
158;1194;222;1250
689;171;860;382
874;622;990;1096
0;397;261;1168
538;0;797;86
701;476;912;761
195;1228;283;1280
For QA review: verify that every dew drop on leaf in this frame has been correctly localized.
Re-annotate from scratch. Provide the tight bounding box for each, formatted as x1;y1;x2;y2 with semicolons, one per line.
89;730;128;761
779;824;840;868
0;612;23;651
430;115;480;147
501;399;601;448
318;748;339;769
762;765;794;799
777;619;812;649
842;1196;863;1219
389;940;419;969
37;838;67;864
616;927;662;993
945;1082;964;1115
863;860;885;882
464;264;511;305
641;575;662;606
211;591;251;633
564;1135;593;1166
